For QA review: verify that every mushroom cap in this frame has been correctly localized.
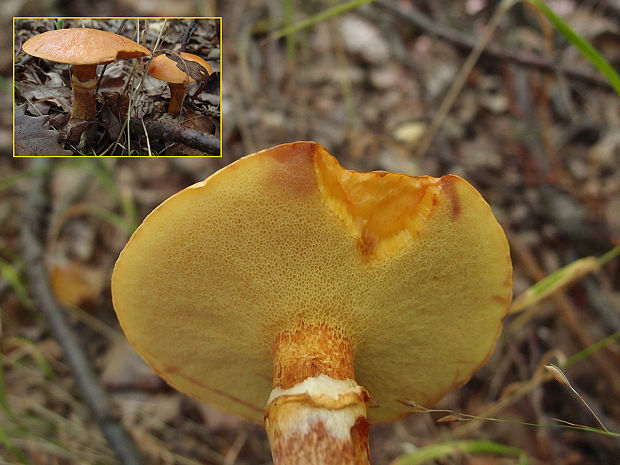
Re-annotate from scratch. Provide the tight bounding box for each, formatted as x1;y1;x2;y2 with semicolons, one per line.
112;142;512;424
22;28;150;65
147;52;212;84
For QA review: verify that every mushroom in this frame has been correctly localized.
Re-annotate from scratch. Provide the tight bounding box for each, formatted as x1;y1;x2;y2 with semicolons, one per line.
22;28;150;121
111;142;512;464
147;51;212;115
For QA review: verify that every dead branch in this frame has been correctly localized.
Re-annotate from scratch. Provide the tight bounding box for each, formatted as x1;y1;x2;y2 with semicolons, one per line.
130;119;220;155
21;158;144;465
376;0;613;90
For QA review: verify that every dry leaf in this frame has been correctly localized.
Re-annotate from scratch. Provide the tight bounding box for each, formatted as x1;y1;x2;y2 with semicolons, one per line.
164;51;210;82
165;113;215;156
101;339;164;391
199;403;244;431
14;104;72;156
19;81;72;113
48;260;106;306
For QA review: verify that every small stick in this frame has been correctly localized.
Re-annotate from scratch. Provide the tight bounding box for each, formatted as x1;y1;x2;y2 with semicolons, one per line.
21;158;144;465
140;117;152;156
414;0;517;158
180;20;198;52
376;0;612;90
95;19;128;94
129;119;220;155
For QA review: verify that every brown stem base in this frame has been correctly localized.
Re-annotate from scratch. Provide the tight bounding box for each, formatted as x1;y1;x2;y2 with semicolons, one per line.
265;376;370;465
168;83;188;115
266;324;370;464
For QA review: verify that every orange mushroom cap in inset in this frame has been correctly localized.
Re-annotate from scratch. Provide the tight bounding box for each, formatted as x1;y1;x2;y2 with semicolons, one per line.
148;52;212;84
22;28;150;66
22;28;150;121
111;141;512;424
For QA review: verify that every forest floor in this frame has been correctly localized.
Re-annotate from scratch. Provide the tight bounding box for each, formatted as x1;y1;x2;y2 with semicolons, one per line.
1;1;619;464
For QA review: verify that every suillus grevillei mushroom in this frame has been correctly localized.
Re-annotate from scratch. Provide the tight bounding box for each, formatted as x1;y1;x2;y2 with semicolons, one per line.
147;51;212;115
22;28;150;121
112;141;513;464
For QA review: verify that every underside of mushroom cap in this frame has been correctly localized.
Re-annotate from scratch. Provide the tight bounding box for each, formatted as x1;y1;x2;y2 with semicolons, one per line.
112;141;512;424
22;28;150;65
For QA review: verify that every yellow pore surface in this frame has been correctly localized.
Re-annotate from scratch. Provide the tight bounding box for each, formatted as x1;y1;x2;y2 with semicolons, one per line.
111;142;513;424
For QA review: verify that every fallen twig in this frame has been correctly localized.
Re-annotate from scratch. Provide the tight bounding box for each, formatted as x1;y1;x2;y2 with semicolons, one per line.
412;0;516;158
376;0;613;90
21;158;144;465
129;119;220;155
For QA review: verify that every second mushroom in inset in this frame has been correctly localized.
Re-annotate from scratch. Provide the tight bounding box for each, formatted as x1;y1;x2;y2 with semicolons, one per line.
147;52;213;116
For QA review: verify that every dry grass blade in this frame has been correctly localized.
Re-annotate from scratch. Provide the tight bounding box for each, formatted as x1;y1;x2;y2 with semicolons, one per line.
545;364;609;432
415;0;518;157
511;256;600;313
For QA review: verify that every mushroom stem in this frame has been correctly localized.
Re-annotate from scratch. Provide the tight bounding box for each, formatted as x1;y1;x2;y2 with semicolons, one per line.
70;64;98;121
168;83;188;115
265;324;371;465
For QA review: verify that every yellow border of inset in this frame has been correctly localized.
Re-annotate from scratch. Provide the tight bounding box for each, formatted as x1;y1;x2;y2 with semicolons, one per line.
13;16;222;157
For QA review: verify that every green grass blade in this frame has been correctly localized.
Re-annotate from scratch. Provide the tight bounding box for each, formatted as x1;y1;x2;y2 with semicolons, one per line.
270;0;376;41
86;204;137;237
511;245;619;313
282;0;297;60
57;159;139;234
0;425;31;465
8;337;56;380
390;439;527;465
564;331;620;367
0;259;33;310
85;159;139;232
0;353;13;417
0;164;52;191
597;245;620;266
510;256;599;313
527;0;620;96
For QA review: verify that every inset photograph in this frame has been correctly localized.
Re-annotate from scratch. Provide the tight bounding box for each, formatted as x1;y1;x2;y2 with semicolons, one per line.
14;17;221;156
